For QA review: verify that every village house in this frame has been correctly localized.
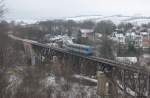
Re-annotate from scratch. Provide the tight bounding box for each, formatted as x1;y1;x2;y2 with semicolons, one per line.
111;31;149;48
140;32;150;40
140;32;150;48
134;35;143;47
80;29;94;40
111;32;126;44
125;32;136;42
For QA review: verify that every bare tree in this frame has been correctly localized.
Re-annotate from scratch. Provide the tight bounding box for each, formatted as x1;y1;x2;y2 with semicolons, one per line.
0;1;9;97
14;65;48;98
94;20;116;35
0;0;5;18
99;35;116;60
80;20;95;29
0;1;26;97
117;22;133;32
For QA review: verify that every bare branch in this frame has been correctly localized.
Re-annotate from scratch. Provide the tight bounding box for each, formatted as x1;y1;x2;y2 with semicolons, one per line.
0;0;6;18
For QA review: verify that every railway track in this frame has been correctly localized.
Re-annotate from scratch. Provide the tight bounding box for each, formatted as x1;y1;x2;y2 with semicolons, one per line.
9;34;149;74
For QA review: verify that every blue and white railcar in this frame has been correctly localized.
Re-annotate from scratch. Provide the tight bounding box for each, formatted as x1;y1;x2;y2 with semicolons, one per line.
64;43;93;55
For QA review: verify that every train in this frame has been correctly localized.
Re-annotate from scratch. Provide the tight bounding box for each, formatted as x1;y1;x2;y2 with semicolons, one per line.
63;43;94;55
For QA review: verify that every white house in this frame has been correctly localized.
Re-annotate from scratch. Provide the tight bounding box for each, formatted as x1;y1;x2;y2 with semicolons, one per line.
134;35;143;47
125;32;136;41
111;32;126;44
80;29;94;38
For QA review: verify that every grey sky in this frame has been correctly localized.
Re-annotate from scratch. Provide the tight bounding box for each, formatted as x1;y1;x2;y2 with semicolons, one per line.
4;0;150;22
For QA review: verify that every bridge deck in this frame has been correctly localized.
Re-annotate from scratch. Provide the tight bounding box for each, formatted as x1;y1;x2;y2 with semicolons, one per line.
9;34;150;74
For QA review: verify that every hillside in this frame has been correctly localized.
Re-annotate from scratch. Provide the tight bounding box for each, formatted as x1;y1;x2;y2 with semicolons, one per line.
66;14;150;25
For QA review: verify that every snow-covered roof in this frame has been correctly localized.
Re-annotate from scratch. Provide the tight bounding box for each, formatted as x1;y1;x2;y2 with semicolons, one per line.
140;32;149;35
116;33;124;37
80;29;93;33
143;54;150;58
126;32;136;36
95;33;102;38
112;32;125;38
116;57;137;64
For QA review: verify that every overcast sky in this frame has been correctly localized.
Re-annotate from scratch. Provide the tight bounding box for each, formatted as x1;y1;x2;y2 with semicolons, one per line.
4;0;150;22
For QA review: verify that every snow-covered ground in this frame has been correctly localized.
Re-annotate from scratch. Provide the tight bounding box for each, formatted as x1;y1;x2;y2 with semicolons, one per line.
48;35;74;43
66;15;104;22
44;77;98;98
73;74;97;84
7;73;99;98
66;14;150;25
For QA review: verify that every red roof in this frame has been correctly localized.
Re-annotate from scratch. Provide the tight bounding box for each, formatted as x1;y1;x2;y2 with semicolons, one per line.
143;39;150;46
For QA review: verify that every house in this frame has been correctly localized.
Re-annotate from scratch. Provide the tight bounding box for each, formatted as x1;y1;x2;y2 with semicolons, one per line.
139;32;150;48
116;57;137;64
134;35;143;47
143;39;150;49
125;32;144;48
111;32;125;44
125;32;136;42
80;29;93;37
80;29;95;41
140;32;150;40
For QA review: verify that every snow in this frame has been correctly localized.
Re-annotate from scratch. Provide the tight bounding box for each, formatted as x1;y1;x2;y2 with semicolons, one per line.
116;57;137;64
117;81;136;96
80;29;93;33
47;43;59;47
66;15;104;21
126;18;150;25
42;76;98;98
6;70;24;96
49;35;74;45
95;33;102;38
23;39;38;43
42;76;56;88
66;14;150;25
50;35;63;41
73;74;98;84
62;35;74;44
143;54;150;58
96;15;130;24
